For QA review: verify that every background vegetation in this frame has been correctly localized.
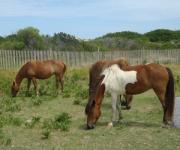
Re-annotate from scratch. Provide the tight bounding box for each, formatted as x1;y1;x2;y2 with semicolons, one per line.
0;64;180;149
0;27;180;51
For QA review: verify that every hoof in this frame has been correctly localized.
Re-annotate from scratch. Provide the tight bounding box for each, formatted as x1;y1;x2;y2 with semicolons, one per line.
126;106;131;110
161;123;171;128
107;122;113;128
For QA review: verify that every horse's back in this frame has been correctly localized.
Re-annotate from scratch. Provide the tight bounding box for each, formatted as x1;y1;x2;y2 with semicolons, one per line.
21;60;66;79
124;63;169;94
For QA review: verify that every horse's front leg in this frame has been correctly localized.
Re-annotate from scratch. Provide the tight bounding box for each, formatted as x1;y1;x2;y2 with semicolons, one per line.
32;78;39;96
55;76;63;95
26;78;31;96
108;93;119;127
117;95;123;120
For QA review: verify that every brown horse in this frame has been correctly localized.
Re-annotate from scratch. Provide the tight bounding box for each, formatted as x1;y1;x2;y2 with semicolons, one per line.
11;60;66;97
85;63;174;129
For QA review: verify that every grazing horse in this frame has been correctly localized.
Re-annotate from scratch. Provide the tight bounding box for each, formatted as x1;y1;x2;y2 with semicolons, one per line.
85;59;133;128
85;63;174;129
11;60;66;97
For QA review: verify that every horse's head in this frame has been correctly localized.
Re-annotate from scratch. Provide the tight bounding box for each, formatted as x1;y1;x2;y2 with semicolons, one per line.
85;82;105;130
11;80;19;97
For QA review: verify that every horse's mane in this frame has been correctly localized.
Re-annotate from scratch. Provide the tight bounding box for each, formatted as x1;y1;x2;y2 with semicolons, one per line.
89;58;129;93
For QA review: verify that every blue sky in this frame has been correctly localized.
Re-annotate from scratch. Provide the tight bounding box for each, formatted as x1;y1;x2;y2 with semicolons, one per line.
0;0;180;39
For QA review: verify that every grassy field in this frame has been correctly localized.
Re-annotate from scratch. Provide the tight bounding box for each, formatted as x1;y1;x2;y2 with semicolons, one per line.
0;64;180;150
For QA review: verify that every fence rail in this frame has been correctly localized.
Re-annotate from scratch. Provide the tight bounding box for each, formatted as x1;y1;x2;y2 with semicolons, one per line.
0;49;180;69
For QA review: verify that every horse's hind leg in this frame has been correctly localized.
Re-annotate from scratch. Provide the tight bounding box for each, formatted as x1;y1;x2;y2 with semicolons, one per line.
59;77;64;92
32;78;39;96
117;95;123;120
55;76;60;89
57;74;64;92
153;88;167;125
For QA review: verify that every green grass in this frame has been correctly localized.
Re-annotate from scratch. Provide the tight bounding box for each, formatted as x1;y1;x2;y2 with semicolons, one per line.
0;65;180;150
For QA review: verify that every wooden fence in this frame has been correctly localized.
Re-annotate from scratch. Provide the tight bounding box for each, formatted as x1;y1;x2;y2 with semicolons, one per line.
0;49;180;69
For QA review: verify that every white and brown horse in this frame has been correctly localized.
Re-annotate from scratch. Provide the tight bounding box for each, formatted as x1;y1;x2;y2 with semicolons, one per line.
85;63;174;129
85;59;133;127
11;60;66;97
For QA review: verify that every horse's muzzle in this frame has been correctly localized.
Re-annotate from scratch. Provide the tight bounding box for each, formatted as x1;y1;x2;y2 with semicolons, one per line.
86;124;95;130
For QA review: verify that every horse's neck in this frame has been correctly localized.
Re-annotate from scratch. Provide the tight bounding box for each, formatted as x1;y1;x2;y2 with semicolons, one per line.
15;68;24;85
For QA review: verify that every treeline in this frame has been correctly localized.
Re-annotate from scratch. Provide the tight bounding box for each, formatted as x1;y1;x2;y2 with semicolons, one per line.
0;27;180;51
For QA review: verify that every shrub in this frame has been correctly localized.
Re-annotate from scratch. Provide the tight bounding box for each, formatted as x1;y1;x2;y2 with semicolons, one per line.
42;112;71;131
53;113;71;131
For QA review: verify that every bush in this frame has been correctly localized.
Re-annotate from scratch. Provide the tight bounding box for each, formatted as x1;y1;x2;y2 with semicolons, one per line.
53;113;71;131
42;112;71;131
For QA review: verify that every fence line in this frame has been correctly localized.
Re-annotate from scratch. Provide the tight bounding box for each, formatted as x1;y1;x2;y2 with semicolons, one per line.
0;49;180;69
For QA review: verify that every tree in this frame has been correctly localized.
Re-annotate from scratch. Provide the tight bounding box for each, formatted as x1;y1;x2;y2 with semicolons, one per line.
17;27;44;50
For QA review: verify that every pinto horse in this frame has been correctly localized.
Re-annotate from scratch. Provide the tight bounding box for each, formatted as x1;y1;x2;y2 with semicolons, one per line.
85;63;174;129
85;59;133;127
11;60;66;97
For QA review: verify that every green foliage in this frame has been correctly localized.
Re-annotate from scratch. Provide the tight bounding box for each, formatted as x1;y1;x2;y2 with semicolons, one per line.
61;68;88;99
0;96;21;112
42;112;71;131
53;113;71;131
17;27;44;50
0;40;25;50
102;31;143;39
1;27;180;50
0;114;22;128
0;74;13;96
145;29;176;42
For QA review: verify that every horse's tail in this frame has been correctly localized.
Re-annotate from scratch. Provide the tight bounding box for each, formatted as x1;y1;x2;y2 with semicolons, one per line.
165;67;175;122
62;62;67;74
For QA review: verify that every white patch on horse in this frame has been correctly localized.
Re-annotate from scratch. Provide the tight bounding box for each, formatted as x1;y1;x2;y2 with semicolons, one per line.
101;64;137;94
